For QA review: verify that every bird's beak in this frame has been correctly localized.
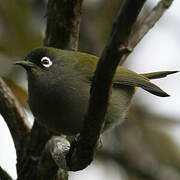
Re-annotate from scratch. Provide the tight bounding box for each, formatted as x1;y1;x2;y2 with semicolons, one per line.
14;61;35;70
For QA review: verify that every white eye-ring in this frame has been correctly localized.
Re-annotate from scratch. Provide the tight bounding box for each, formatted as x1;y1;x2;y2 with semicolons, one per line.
41;56;52;68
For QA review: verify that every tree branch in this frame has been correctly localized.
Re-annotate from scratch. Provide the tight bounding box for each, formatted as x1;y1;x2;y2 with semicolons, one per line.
67;0;146;171
17;121;53;180
37;136;70;180
0;78;31;153
120;0;175;65
44;0;83;51
35;136;70;180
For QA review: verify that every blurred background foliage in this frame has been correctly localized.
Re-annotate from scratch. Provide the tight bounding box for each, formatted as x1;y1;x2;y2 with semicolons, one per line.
0;0;180;179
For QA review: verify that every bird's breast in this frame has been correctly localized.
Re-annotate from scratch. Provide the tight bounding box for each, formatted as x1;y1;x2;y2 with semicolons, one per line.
27;74;90;135
27;72;135;135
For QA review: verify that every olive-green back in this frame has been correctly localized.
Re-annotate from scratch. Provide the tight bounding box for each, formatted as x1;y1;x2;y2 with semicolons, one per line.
51;48;177;97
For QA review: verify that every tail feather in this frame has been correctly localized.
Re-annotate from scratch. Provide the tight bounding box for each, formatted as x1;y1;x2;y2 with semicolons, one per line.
114;67;178;97
141;71;179;80
140;83;170;97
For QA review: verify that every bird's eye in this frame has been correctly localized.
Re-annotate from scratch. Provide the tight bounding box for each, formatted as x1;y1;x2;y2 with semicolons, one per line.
41;57;52;68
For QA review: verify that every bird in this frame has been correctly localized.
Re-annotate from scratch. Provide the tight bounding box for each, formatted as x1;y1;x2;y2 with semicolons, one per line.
15;46;178;135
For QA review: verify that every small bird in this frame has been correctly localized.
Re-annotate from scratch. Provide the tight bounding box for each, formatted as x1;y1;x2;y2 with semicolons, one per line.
15;47;178;135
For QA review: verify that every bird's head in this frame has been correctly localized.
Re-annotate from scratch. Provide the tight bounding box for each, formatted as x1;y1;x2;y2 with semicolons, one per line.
15;47;63;73
15;46;88;87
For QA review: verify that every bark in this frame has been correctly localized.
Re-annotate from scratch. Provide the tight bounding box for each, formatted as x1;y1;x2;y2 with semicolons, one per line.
44;0;83;51
119;0;175;65
0;78;31;167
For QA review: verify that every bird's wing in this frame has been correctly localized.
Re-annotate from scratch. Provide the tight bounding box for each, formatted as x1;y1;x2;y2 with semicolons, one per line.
114;66;170;97
67;51;176;97
64;50;98;79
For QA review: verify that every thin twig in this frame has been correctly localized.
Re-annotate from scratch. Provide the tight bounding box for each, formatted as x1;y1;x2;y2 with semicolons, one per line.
120;0;175;65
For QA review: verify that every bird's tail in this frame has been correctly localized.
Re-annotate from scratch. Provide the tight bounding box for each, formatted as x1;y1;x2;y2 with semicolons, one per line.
141;71;178;80
139;71;178;97
114;68;178;97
